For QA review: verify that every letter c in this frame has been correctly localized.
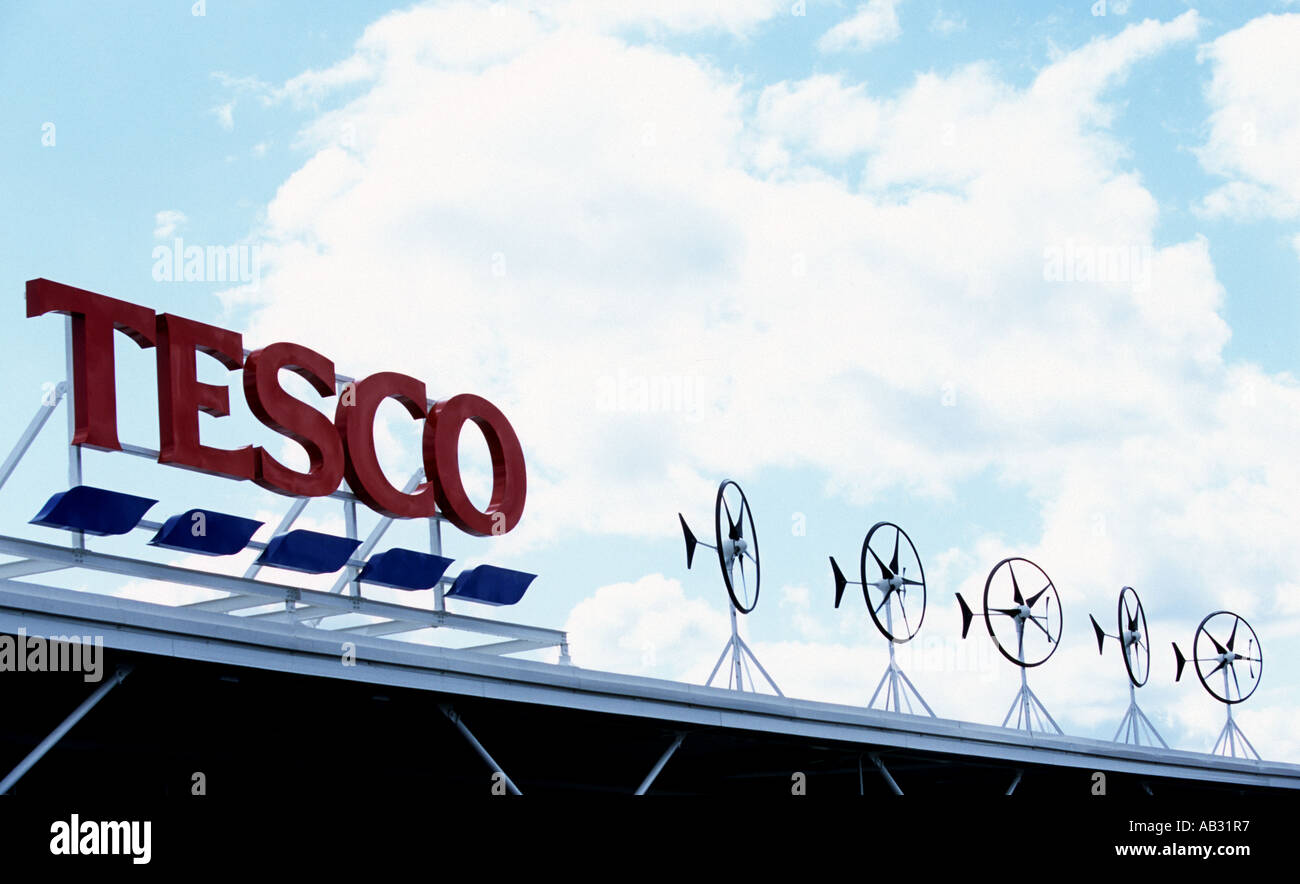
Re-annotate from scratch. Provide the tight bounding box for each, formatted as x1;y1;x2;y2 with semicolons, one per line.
335;372;438;518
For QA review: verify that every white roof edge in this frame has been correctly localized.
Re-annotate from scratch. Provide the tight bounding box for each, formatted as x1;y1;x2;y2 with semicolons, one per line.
2;583;1298;789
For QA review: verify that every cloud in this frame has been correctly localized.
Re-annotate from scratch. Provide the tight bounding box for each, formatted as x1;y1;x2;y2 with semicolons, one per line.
819;0;903;53
930;10;965;36
1196;13;1300;220
542;0;788;35
213;102;235;130
153;210;187;239
755;74;882;162
218;5;1299;758
563;574;726;681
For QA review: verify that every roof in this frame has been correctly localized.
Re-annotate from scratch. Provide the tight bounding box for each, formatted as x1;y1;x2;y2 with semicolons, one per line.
3;576;1297;795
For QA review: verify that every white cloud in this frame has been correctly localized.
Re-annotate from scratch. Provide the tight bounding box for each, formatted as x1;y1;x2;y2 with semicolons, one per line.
544;0;788;35
213;101;235;130
819;0;903;53
755;74;882;161
153;210;187;239
563;574;726;681
219;5;1300;759
1196;13;1300;220
930;10;965;36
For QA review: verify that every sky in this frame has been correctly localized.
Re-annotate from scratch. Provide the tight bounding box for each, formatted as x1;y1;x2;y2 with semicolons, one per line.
1;0;1298;761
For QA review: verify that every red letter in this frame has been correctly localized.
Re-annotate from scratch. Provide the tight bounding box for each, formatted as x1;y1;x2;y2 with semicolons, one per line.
156;313;255;480
335;372;438;518
25;279;156;451
243;342;345;498
423;394;526;536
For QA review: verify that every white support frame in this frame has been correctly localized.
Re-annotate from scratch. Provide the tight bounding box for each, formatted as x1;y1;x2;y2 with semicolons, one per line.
1112;682;1169;749
705;605;782;696
0;537;568;647
1001;668;1064;735
0;334;570;663
999;620;1062;735
866;604;935;716
1210;668;1260;760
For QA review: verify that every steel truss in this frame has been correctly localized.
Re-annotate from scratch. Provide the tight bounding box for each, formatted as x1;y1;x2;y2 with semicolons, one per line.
867;601;934;716
0;318;570;664
706;605;782;695
1001;668;1063;735
1113;682;1168;748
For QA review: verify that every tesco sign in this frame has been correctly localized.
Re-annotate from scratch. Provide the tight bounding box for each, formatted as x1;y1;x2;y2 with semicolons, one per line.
26;278;525;536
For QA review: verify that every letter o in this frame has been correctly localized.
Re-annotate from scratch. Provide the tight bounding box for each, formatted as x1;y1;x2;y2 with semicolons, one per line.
423;394;526;536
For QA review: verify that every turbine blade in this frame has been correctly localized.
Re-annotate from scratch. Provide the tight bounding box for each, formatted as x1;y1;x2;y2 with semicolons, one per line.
956;593;973;639
1027;583;1051;607
1227;616;1239;652
867;544;891;580
722;496;739;541
830;556;848;608
1009;562;1024;605
679;514;698;569
889;527;900;575
1089;614;1106;655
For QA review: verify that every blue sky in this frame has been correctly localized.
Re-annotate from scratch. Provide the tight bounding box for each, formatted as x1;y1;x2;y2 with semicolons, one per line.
2;1;1299;760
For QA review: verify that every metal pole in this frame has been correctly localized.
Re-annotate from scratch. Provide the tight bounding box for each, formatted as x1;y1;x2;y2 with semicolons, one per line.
0;384;64;493
0;664;132;794
705;639;732;687
1134;704;1168;749
869;753;903;795
894;666;936;717
243;497;309;579
735;636;783;697
635;733;685;795
328;468;425;595
438;704;521;795
1221;668;1237;757
869;664;891;708
729;606;743;690
430;517;444;613
343;498;359;598
885;606;897;711
1020;666;1029;729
